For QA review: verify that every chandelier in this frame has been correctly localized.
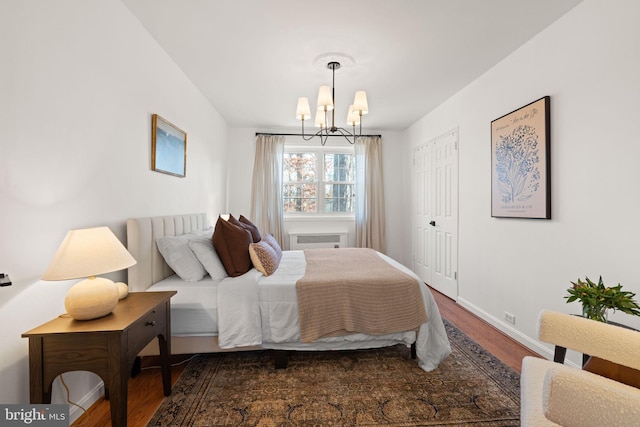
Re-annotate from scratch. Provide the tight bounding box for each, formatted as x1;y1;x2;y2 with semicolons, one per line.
295;59;368;145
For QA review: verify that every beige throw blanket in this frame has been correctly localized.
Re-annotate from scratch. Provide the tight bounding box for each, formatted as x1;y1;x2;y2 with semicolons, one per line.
296;248;428;343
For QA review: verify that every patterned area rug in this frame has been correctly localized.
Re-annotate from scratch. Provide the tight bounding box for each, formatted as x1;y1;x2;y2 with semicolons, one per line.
148;320;520;426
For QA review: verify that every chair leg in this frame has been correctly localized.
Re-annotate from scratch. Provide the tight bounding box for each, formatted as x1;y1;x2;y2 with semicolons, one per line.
554;345;567;363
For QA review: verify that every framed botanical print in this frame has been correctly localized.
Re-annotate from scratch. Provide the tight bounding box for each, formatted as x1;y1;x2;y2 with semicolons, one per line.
152;114;187;177
491;96;550;219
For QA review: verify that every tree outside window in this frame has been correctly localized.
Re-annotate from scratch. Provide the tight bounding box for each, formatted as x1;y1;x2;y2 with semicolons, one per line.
283;149;355;214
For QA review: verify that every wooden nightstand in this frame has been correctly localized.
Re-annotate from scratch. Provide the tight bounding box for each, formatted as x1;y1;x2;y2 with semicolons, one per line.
22;291;176;427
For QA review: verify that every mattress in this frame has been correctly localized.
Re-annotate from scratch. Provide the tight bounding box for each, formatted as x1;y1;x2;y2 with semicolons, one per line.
147;274;219;336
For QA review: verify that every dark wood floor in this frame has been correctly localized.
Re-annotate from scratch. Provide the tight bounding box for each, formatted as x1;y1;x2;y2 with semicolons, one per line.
72;287;541;427
430;288;541;372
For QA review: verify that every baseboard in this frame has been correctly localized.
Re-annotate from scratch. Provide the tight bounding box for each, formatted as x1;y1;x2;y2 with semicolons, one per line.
68;381;104;424
456;297;555;360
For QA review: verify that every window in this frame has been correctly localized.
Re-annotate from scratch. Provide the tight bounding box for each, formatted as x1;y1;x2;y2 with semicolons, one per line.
283;147;355;214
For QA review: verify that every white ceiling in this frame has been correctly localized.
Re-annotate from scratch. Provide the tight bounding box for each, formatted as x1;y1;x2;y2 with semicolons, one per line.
122;0;582;131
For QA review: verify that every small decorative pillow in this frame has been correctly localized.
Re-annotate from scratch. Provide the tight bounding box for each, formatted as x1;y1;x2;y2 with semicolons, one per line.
239;215;262;242
262;233;282;257
212;216;253;277
249;240;282;276
228;214;261;242
156;233;207;282
188;239;228;281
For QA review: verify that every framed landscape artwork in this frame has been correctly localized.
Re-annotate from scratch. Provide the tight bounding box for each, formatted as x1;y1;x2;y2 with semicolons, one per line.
491;96;550;219
152;114;187;177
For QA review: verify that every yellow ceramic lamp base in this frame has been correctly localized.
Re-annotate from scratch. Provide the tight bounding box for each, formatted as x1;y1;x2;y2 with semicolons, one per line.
64;276;119;320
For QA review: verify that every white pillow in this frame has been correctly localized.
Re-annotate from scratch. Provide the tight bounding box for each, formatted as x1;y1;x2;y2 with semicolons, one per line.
193;227;214;238
156;233;207;282
188;239;228;281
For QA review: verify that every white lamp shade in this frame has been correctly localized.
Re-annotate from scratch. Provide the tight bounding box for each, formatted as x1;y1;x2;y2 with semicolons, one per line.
315;109;327;128
43;226;136;280
316;85;334;111
295;97;311;121
353;90;369;115
346;105;361;126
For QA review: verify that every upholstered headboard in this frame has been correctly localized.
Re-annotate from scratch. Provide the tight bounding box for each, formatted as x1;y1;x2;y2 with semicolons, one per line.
126;213;209;292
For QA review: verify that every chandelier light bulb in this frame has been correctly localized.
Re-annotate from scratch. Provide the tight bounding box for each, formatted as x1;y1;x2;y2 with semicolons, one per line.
353;91;369;115
296;97;311;121
316;85;334;111
346;105;360;126
315;109;327;128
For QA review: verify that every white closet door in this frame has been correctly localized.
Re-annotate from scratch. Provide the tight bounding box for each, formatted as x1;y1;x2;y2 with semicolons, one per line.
412;143;433;284
412;130;458;299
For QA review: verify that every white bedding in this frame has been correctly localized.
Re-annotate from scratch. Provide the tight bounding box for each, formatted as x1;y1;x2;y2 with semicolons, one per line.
217;250;452;372
148;274;219;336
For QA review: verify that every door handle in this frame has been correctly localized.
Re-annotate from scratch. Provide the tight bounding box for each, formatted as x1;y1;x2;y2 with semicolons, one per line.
429;221;436;227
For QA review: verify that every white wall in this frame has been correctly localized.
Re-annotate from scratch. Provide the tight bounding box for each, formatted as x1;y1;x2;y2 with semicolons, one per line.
403;0;640;360
0;0;228;416
226;128;407;261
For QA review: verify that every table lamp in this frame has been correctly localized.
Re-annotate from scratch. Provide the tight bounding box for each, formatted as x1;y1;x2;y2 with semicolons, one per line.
42;226;137;320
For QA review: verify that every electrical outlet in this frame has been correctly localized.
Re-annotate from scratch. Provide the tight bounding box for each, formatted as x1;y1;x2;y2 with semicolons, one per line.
0;273;12;287
504;311;516;325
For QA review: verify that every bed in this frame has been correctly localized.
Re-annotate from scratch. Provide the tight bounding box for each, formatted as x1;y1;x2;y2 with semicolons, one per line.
126;213;451;372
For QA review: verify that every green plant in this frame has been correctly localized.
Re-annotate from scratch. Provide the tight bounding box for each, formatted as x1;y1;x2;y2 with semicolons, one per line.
565;276;640;322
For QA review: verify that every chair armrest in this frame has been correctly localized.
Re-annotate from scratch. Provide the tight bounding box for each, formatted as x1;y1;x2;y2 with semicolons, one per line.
538;310;640;370
543;364;640;427
520;357;560;427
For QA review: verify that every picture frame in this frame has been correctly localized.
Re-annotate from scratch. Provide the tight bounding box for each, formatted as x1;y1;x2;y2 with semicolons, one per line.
491;96;550;219
152;114;187;177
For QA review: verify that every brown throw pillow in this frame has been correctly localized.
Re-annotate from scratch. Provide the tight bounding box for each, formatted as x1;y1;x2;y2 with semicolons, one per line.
239;215;262;242
212;216;253;277
228;214;261;243
249;240;282;276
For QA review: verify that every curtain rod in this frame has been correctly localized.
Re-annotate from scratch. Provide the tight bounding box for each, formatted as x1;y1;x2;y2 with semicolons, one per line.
255;132;382;138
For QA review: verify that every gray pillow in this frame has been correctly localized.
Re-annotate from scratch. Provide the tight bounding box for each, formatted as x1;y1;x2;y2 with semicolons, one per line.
156;232;208;282
188;239;228;281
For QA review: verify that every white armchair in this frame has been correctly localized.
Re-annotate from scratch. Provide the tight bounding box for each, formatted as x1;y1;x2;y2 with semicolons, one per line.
521;310;640;426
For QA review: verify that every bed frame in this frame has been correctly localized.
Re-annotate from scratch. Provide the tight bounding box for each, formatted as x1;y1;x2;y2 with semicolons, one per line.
127;213;260;356
127;213;416;365
127;213;208;293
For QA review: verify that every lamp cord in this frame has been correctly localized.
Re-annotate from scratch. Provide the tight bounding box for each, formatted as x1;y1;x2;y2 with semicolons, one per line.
59;374;89;426
56;354;198;425
141;353;199;371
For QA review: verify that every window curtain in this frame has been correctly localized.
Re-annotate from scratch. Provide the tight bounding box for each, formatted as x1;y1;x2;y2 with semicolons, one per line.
355;136;386;252
250;135;285;246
